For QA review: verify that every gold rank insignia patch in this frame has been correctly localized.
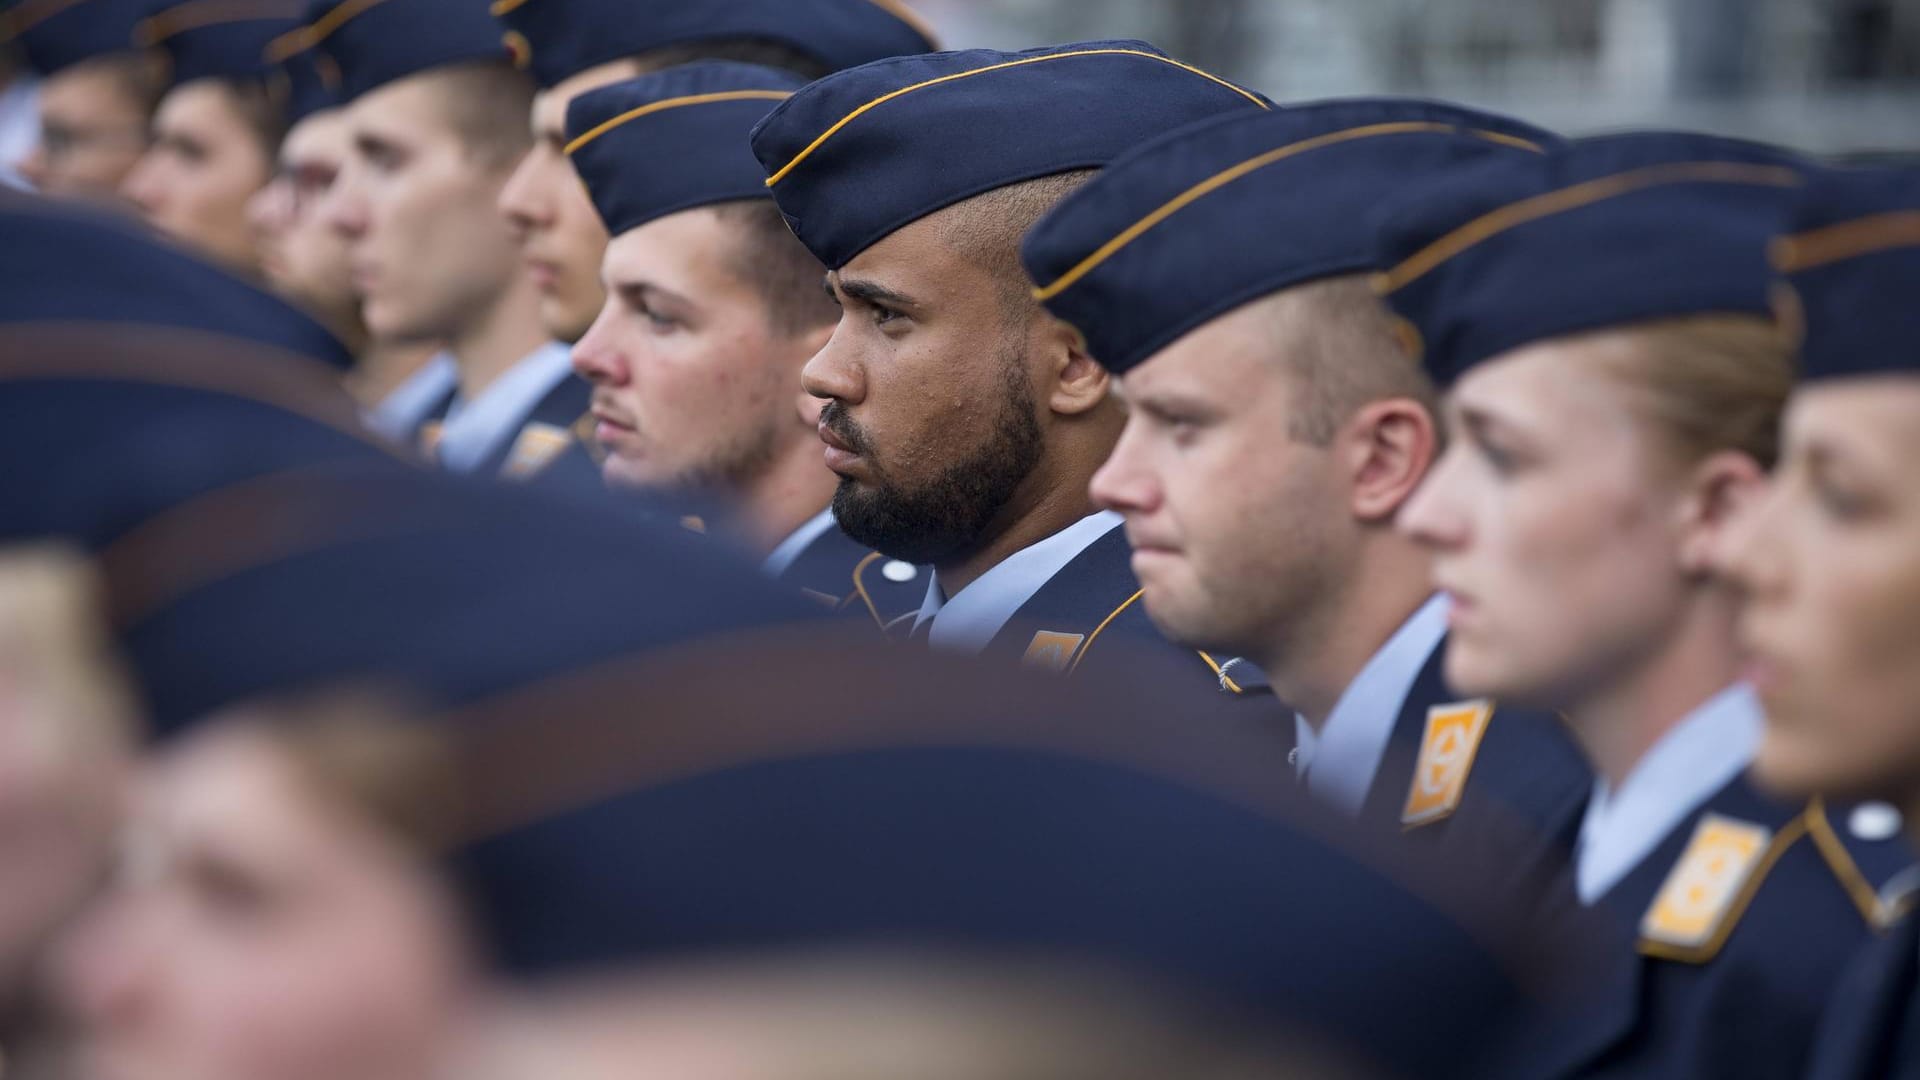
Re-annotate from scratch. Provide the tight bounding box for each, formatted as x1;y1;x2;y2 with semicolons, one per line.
1639;813;1774;960
1022;631;1086;673
502;424;573;480
1401;700;1493;828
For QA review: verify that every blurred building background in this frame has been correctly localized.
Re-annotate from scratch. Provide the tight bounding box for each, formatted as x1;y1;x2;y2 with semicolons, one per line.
912;0;1920;155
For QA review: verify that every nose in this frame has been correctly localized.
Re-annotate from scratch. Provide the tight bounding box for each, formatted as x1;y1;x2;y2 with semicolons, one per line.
47;889;162;1039
321;165;369;240
800;323;865;405
570;305;629;387
1714;475;1788;599
245;175;292;235
496;150;550;241
1397;444;1470;551
120;153;164;217
1089;421;1162;516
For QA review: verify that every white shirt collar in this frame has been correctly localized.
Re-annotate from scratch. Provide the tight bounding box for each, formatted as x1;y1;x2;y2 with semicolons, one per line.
1574;683;1762;905
914;511;1124;655
761;507;841;578
362;352;456;445
1292;593;1451;817
0;76;40;172
436;342;574;473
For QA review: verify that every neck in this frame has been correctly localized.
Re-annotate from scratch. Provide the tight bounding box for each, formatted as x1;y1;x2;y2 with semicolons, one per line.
344;341;441;410
447;278;550;401
732;436;840;557
933;406;1122;597
1258;536;1435;728
1563;586;1746;789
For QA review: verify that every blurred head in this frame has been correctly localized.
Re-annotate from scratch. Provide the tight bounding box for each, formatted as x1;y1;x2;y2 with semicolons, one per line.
1090;277;1438;659
500;42;831;345
0;546;136;992
323;61;534;346
49;696;472;1080
1722;375;1920;801
808;172;1115;566
247;107;362;342
19;52;165;200
572;199;835;492
123;77;282;272
449;952;1369;1080
1398;316;1788;709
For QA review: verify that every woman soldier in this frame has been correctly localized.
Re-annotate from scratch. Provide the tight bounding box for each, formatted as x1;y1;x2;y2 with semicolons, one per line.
1375;133;1914;1077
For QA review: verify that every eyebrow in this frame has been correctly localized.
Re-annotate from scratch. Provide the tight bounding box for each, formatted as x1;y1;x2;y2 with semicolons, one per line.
830;276;920;310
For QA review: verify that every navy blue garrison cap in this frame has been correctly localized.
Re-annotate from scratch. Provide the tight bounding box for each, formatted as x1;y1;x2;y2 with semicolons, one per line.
1371;131;1811;388
1023;98;1560;376
749;40;1273;270
281;0;511;103
0;0;148;74
445;642;1607;1079
0;190;351;370
492;0;936;90
135;0;303;85
1771;166;1920;383
567;62;804;238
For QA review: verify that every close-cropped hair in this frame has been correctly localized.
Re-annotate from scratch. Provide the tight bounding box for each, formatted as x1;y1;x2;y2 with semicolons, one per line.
936;169;1100;318
1271;274;1441;447
424;59;536;169
711;198;840;338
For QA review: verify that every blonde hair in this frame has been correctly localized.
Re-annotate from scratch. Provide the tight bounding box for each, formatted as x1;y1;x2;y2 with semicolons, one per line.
1584;314;1793;472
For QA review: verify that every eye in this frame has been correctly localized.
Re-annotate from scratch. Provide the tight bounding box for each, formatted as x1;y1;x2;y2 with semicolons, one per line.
1811;472;1874;522
870;305;903;327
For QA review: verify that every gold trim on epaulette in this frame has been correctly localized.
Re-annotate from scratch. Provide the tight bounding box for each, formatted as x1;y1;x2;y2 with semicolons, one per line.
565;89;794;156
1637;810;1806;964
1065;588;1144;675
763;49;1269;188
1030;121;1545;303
1773;211;1920;272
1196;651;1246;694
848;551;896;632
1400;700;1493;829
501;29;530;70
1805;797;1904;929
1377;161;1805;295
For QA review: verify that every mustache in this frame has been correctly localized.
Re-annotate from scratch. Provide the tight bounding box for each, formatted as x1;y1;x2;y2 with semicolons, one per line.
818;400;873;456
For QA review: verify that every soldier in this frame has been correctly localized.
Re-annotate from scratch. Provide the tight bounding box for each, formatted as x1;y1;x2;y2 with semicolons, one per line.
746;41;1280;706
1021;99;1592;876
491;0;935;347
121;0;302;273
2;0;164;201
300;0;597;488
247;41;453;445
1721;164;1920;1080
1378;132;1914;1077
564;63;924;625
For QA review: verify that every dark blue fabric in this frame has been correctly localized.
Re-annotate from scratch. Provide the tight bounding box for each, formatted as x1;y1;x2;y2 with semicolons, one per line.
749;40;1273;270
302;0;510;103
1371;132;1812;389
137;0;302;85
1805;909;1920;1080
454;736;1584;1079
1;0;148;74
1354;637;1591;896
1023;98;1559;375
567;62;805;238
1775;165;1920;384
1514;773;1914;1078
777;520;926;632
0;190;352;370
493;0;934;89
276;43;339;122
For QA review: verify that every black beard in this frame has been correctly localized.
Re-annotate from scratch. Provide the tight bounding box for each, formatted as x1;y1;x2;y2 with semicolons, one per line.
825;359;1044;566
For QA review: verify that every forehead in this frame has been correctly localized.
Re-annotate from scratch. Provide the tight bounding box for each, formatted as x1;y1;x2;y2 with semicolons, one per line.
1450;331;1642;431
533;59;640;132
1790;377;1920;466
838;212;998;305
605;207;739;278
153;80;241;133
1125;296;1285;396
283;111;350;163
146;724;320;847
346;74;459;145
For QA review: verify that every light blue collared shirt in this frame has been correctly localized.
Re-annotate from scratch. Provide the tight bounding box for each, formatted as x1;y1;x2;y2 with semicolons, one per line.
362;351;456;445
435;342;573;474
1574;683;1762;905
1292;594;1452;817
761;507;842;579
912;510;1124;656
